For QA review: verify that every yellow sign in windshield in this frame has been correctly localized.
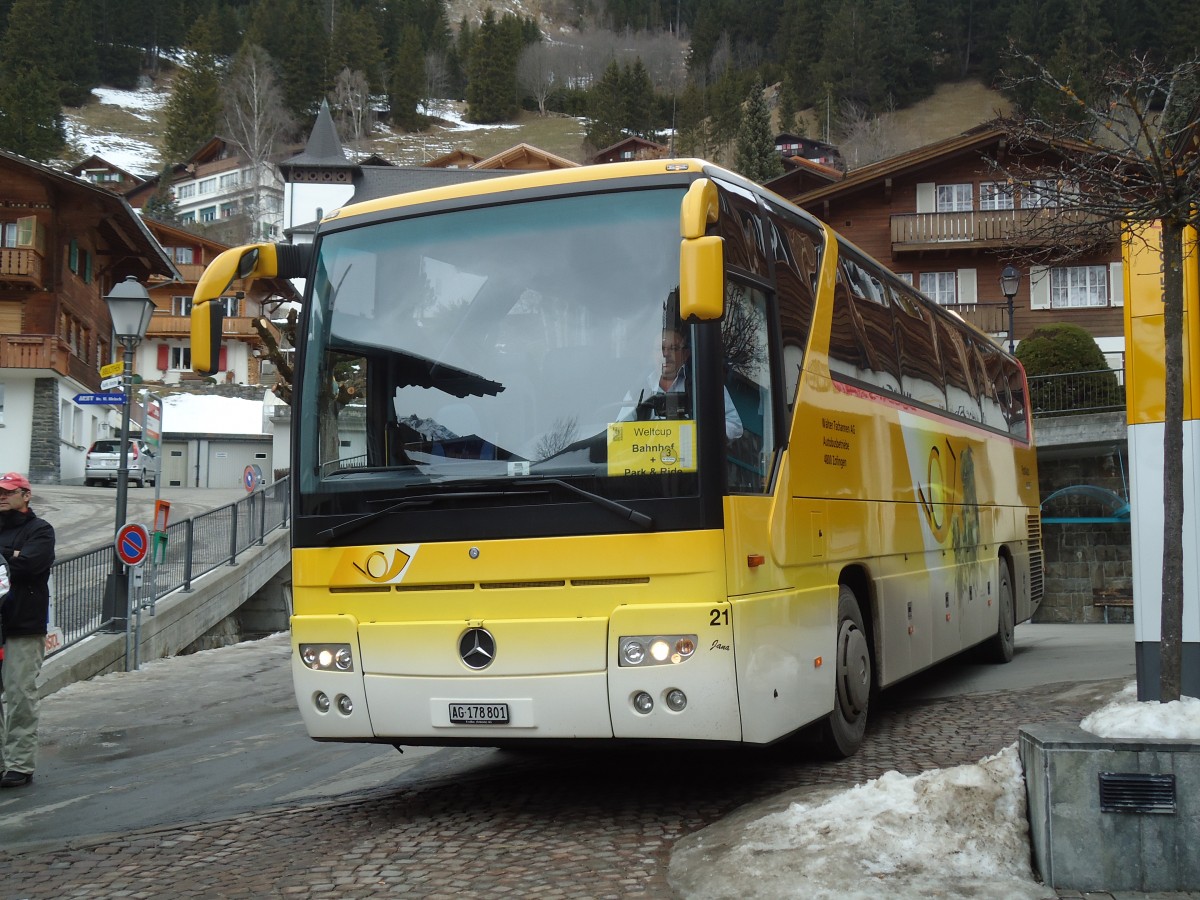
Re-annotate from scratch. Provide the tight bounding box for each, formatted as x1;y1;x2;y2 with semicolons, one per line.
606;421;696;476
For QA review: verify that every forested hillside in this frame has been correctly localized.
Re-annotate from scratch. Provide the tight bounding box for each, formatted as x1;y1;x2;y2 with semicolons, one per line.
0;0;1196;171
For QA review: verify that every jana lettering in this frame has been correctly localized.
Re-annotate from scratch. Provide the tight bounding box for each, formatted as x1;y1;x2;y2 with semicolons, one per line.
710;639;731;652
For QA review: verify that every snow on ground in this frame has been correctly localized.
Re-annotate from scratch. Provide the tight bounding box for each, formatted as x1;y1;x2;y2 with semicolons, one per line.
671;680;1199;900
63;86;166;176
1081;679;1200;739
159;392;265;435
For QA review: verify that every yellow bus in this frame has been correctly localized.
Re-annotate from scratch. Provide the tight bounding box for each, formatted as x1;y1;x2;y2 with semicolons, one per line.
192;159;1042;757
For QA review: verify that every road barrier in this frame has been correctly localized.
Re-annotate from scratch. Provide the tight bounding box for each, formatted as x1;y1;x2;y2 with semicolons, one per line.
49;477;291;655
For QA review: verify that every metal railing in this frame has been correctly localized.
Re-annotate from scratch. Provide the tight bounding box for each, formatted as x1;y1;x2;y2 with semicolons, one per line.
47;477;291;657
1028;368;1126;416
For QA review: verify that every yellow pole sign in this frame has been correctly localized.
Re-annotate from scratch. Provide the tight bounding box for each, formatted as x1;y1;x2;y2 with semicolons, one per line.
100;361;125;378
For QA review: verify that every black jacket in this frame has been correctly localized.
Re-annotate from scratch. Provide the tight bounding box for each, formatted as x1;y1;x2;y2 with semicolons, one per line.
0;507;55;637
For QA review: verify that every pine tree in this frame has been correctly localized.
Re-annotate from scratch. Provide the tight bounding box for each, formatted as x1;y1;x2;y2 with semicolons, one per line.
389;25;426;132
0;0;65;160
162;15;223;163
585;60;626;150
735;80;782;183
621;59;657;139
142;164;182;224
466;9;518;123
59;0;100;107
330;3;385;94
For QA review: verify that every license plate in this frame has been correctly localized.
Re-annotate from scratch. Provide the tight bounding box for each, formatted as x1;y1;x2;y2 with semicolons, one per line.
448;703;509;725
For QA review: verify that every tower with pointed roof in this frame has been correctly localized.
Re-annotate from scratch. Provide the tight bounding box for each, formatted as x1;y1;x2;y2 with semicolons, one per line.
277;99;358;241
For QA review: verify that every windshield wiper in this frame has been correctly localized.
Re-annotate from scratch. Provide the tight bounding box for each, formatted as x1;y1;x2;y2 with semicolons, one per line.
509;477;653;529
317;491;515;543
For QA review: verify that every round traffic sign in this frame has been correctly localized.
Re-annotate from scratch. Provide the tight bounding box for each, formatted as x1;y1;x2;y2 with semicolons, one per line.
244;464;263;492
115;522;150;566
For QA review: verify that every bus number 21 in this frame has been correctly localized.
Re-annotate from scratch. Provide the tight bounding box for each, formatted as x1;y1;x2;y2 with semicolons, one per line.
709;608;729;626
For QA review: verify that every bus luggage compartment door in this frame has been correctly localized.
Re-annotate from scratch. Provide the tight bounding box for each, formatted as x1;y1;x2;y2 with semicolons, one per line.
608;602;741;741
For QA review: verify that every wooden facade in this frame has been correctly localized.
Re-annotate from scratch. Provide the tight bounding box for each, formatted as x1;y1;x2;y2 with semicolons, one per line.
789;127;1126;356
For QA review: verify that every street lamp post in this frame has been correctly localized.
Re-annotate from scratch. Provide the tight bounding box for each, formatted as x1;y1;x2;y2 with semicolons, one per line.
1000;265;1021;354
101;277;155;633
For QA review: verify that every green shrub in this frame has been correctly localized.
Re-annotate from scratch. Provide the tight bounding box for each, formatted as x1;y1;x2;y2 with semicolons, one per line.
1016;323;1122;413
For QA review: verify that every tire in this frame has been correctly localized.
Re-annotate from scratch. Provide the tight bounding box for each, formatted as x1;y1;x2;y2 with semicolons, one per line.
818;584;872;758
983;558;1016;663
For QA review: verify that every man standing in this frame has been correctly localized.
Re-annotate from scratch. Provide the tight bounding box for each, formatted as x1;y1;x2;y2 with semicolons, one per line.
0;472;55;788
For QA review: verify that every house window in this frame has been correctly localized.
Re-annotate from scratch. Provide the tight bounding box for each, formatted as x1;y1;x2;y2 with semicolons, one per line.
919;272;957;305
219;172;241;190
895;272;913;285
170;346;192;370
1051;265;1109;308
0;383;5;425
220;202;238;218
980;182;1015;210
172;295;192;316
198;178;216;194
179;211;196;224
176;183;196;200
1023;179;1056;208
1;222;16;247
172;247;194;265
936;184;972;212
200;206;217;223
221;295;240;317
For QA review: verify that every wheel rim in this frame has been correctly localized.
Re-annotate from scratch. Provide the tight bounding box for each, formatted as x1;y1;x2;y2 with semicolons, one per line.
836;618;870;720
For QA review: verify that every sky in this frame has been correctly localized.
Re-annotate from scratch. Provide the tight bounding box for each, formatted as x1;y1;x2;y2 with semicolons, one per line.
673;681;1199;900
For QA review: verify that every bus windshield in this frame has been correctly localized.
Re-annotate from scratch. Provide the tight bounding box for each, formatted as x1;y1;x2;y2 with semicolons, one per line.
299;187;708;506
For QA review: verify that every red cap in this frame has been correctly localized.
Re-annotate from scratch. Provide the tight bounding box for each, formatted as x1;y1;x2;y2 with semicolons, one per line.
0;472;31;491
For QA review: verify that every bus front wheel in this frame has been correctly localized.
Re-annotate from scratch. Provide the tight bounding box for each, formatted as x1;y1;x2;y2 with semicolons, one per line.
819;585;871;758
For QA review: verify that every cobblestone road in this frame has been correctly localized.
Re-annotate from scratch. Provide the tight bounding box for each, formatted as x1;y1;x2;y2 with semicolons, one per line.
0;676;1127;899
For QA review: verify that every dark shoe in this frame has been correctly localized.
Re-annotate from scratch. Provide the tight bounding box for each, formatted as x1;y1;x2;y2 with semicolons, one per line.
1;770;32;788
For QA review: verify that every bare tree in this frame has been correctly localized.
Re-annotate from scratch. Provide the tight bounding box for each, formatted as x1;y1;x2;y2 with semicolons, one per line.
998;51;1200;702
835;99;899;169
223;43;295;244
330;67;372;156
518;41;557;115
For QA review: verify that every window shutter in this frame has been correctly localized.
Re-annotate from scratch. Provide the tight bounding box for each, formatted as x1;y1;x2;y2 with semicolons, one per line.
157;344;169;370
218;347;228;370
1109;261;1124;306
1030;265;1051;310
916;183;935;214
956;269;978;305
83;250;92;283
68;240;78;273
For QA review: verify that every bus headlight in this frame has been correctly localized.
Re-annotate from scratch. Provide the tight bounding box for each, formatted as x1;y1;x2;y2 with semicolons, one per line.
300;643;354;672
618;635;697;667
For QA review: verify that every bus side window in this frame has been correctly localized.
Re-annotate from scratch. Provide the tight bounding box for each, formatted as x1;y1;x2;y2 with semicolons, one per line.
892;282;947;410
770;211;821;408
723;282;774;493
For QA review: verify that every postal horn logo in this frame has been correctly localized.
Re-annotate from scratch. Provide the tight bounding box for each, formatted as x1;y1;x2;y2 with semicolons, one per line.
342;546;415;584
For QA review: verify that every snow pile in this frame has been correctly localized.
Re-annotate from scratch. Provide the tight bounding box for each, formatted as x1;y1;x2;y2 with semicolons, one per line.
671;746;1051;900
160;393;264;435
1080;680;1200;739
62;86;167;176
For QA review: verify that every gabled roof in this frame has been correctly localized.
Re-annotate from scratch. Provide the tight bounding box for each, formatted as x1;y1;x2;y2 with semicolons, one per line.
762;156;843;196
591;136;669;162
278;99;349;170
0;149;178;282
422;148;484;169
67;154;145;187
793;124;1015;205
472;143;579;170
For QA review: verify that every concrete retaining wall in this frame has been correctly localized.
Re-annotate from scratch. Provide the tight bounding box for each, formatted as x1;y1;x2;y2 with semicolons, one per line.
39;528;291;697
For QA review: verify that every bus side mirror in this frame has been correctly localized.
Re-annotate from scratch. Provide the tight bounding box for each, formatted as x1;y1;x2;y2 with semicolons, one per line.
190;244;281;376
679;179;724;321
680;236;724;321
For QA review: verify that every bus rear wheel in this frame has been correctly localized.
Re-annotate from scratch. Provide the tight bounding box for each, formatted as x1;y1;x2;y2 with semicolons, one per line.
983;559;1015;663
819;584;871;758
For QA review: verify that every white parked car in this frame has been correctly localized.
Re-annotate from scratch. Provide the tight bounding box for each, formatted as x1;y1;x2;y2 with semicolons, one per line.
84;438;157;487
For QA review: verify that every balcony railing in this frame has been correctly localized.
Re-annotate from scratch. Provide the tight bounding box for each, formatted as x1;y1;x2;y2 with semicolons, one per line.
147;314;275;338
941;301;1011;339
0;335;100;391
0;247;45;289
891;209;1116;250
1029;368;1126;417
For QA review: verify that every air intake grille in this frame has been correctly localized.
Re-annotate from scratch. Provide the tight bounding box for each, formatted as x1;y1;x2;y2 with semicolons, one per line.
1027;514;1044;604
1099;773;1176;814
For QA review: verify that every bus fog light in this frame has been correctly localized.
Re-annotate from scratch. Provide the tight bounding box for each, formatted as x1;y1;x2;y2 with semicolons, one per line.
621;639;647;666
633;691;654;714
301;646;319;667
666;689;687;712
676;638;695;658
650;639;670;661
335;648;353;671
314;691;331;713
336;694;353;715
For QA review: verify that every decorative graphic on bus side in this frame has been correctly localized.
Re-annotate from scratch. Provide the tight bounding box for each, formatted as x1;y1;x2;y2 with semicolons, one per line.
900;412;980;554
